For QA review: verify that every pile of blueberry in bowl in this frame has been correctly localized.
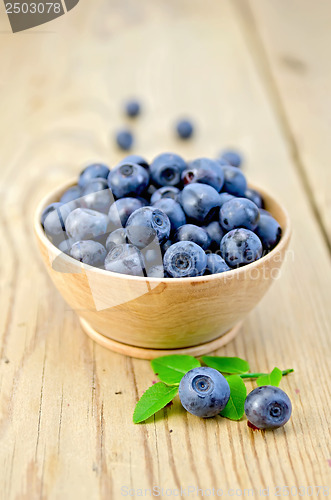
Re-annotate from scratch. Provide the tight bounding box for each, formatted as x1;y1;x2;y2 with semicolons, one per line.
41;153;282;279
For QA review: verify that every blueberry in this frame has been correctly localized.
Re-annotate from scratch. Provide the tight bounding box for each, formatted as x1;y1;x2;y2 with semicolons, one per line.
219;192;235;207
117;154;149;170
105;228;128;251
42;202;73;239
221;165;247;196
78;163;110;189
104;244;145;276
220;197;260;231
163;241;207;278
41;202;63;228
70;240;107;267
202;221;224;251
219;149;243;168
107;162;150;198
140;238;164;271
82;178;114;213
108;197;145;229
60;185;82;204
245;188;264;209
255;213;282;252
125;99;141;118
65;208;108;241
152;198;186;233
205;254;231;275
57;238;73;254
182;158;225;192
150;153;186;187
126;207;171;249
180;183;221;223
116;129;134;151
150;186;180;204
161;239;173;254
146;265;165;278
179;367;230;417
220;228;263;267
175;224;210;250
176;119;194;139
244;386;292;430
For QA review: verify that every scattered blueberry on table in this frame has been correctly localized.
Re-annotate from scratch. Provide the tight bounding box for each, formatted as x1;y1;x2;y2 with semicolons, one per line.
179;367;231;417
124;99;141;118
41;152;282;277
116;129;134;151
244;386;292;429
176;119;194;140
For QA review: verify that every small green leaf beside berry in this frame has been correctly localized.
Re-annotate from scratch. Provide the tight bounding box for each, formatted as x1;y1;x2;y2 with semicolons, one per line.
202;355;250;374
133;382;178;424
256;367;283;387
219;375;247;421
151;355;200;385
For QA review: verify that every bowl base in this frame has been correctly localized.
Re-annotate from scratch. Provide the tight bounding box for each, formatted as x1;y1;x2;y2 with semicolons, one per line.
79;318;243;359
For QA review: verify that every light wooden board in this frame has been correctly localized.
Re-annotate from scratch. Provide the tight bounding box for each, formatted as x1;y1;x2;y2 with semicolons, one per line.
236;0;331;246
0;1;330;498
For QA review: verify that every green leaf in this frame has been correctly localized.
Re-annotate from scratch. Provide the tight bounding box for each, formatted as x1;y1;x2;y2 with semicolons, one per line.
219;375;247;421
151;355;201;385
133;382;178;424
256;367;282;387
202;356;250;374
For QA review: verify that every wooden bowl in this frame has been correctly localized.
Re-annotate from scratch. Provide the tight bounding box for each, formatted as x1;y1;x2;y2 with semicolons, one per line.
34;180;291;359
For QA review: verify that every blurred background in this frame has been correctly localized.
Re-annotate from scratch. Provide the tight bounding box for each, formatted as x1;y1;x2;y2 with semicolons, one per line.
0;1;330;498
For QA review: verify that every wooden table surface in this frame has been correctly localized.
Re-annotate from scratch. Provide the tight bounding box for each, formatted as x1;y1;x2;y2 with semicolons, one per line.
0;0;330;498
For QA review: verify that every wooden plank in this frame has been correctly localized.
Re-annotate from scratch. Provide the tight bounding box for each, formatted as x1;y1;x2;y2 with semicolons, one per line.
0;0;330;498
237;0;331;246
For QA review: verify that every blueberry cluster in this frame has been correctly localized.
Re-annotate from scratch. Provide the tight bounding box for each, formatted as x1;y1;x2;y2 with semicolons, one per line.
41;153;282;278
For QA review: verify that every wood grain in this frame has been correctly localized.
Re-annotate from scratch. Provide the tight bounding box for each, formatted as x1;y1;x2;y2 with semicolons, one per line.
0;0;330;498
235;0;331;247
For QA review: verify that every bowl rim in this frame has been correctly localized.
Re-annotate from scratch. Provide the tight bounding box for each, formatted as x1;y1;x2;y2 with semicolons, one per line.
34;178;291;283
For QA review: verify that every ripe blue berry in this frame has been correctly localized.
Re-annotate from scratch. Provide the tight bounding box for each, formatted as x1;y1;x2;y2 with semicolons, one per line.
179;367;230;418
116;129;134;151
108;197;145;229
104;244;145;276
176;119;194;139
70;240;107;267
180;183;221;223
163;241;207;278
150;153;186;187
220;228;263;267
205;254;231;275
82;178;114;213
42;202;72;239
219;149;243;168
182;158;224;192
125;99;141;118
244;386;292;430
150;186;180;204
202;221;224;251
221;165;247;196
245;188;264;209
60;185;82;204
117;154;149;170
105;228;128;251
78;163;110;189
255;212;282;252
107;162;149;198
220;197;260;231
126;207;171;249
219;192;235;207
65;208;108;241
175;224;210;250
152;198;186;232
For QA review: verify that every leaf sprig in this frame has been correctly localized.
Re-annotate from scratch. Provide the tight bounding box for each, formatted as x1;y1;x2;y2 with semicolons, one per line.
133;355;294;424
